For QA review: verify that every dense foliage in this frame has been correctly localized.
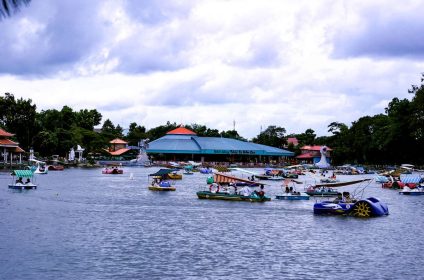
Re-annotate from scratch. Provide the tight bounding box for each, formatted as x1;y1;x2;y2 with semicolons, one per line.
1;77;423;164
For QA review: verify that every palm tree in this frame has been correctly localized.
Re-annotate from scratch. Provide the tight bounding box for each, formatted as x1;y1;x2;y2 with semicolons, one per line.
0;0;30;19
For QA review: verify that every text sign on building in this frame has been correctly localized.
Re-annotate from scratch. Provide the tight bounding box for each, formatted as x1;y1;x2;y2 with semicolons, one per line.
213;150;256;155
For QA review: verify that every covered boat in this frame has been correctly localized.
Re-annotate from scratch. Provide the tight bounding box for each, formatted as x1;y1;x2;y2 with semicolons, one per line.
8;170;37;190
148;169;177;191
276;179;310;200
306;178;371;196
197;173;270;202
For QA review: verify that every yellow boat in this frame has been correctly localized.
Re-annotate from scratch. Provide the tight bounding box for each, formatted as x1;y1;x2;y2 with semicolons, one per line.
167;172;182;180
148;185;176;191
148;169;178;191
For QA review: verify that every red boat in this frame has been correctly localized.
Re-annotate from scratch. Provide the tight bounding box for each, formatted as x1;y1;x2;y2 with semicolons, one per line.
48;165;64;171
102;167;123;174
382;181;417;189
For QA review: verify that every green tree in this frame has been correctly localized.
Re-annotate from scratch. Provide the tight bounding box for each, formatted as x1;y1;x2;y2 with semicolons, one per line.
252;125;286;148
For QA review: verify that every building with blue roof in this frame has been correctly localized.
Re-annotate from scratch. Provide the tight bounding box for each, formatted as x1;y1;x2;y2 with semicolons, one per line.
147;127;294;162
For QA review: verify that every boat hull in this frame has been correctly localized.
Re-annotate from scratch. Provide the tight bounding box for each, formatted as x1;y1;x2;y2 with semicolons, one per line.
399;191;424;195
275;194;310;200
8;184;37;190
197;191;270;202
148;186;176;191
102;169;123;174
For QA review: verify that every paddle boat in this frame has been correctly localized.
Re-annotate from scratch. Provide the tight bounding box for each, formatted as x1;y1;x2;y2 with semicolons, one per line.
306;185;340;197
199;167;213;174
276;179;310;200
313;193;389;217
148;169;177;191
102;166;123;174
197;173;270;202
8;170;37;190
183;165;194;175
306;178;371;196
399;185;424;195
28;159;48;174
167;171;182;180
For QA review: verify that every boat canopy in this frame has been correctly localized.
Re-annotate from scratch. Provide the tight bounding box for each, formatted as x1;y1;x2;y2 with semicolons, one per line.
149;169;177;176
314;178;371;188
213;172;263;186
400;174;422;184
11;170;34;178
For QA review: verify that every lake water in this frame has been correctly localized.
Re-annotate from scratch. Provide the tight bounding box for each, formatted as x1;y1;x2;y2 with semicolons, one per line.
0;168;423;280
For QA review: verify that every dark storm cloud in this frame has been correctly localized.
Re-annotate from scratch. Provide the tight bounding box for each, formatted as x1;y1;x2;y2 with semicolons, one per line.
0;0;107;76
333;9;424;59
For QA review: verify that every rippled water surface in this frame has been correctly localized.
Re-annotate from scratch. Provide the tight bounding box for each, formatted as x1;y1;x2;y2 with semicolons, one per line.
0;168;423;280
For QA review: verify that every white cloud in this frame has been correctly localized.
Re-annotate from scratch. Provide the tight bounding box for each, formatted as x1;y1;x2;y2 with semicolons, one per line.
1;0;423;139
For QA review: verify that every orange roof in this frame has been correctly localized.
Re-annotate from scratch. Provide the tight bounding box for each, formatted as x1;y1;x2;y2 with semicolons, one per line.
13;147;25;153
110;138;128;144
0;128;14;137
166;127;196;135
0;139;19;146
109;148;130;156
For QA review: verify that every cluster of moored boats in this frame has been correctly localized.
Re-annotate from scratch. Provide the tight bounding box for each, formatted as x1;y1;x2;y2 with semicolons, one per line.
8;163;424;217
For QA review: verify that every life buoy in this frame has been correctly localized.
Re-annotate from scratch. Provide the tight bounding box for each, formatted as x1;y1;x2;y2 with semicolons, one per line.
209;183;220;193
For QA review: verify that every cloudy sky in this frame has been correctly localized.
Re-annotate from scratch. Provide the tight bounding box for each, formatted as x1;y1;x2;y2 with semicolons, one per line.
1;0;423;139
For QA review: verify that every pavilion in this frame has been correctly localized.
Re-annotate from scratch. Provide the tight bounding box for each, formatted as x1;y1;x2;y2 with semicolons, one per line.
0;128;25;166
147;127;294;163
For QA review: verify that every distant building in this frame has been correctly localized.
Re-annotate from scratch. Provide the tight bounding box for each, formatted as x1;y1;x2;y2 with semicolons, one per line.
0;128;25;164
286;137;299;147
147;126;294;163
101;138;139;161
296;145;332;164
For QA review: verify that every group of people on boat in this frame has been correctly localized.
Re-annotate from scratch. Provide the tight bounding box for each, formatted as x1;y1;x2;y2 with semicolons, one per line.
333;192;356;203
208;183;266;198
15;177;31;185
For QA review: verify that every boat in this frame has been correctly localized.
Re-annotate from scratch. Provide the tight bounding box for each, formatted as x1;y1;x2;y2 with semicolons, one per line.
199;167;213;174
197;173;270;202
276;179;309;200
148;169;177;191
183;165;194;175
399;185;424;195
48;165;64;171
313;196;389;217
167;171;182;180
306;186;340;197
28;159;48;174
102;166;123;174
306;179;371;196
8;170;37;190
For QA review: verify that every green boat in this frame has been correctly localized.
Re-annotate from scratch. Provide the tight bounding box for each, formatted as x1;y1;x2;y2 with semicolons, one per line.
197;191;271;202
198;172;270;202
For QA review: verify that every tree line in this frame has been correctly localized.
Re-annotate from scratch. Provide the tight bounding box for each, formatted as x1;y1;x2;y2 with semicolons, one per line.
1;76;423;164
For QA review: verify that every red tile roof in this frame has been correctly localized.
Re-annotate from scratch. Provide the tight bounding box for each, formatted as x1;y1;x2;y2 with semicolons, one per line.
166;127;196;135
110;138;128;144
109;148;130;156
13;147;25;153
296;153;314;159
0;139;18;146
0;128;14;137
300;145;332;151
